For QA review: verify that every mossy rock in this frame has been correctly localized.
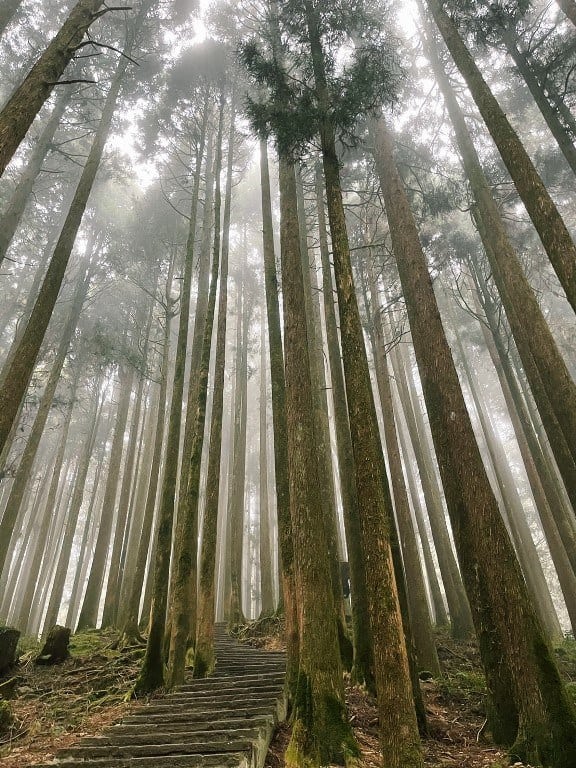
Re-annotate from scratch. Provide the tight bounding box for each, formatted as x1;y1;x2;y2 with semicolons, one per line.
0;626;20;675
0;700;13;734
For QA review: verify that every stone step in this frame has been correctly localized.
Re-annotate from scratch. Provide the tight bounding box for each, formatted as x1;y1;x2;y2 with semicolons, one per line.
135;694;282;716
58;737;253;760
165;684;283;703
177;675;284;692
106;714;274;737
73;726;264;749
123;704;278;725
32;752;249;768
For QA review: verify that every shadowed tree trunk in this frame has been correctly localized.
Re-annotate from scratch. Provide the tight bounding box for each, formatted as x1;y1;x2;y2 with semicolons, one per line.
372;113;576;766
424;0;576;313
0;0;106;177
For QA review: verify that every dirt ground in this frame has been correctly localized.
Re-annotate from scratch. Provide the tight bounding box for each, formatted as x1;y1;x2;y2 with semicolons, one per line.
2;621;574;767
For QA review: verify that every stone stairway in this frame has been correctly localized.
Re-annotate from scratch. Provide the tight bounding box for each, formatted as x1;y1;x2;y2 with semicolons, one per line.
32;624;287;768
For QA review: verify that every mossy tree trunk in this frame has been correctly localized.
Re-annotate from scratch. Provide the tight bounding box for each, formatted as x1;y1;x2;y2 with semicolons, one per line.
165;89;226;689
295;165;351;670
372;113;576;767
0;0;105;177
314;164;372;686
279;156;356;768
424;0;576;313
187;92;233;679
258;135;299;693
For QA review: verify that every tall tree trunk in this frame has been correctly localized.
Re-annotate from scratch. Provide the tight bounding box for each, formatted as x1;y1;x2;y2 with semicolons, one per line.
0;267;90;576
313;164;372;684
372;113;576;766
258;136;298;692
424;0;576;313
420;13;576;514
279;155;357;767
391;343;474;639
0;40;131;457
42;384;104;633
295;166;351;668
228;283;249;628
76;362;134;629
258;319;274;616
169;91;231;686
303;6;423;764
0;0;106;177
136;92;225;696
0;89;72;266
501;30;576;176
121;266;174;643
366;274;440;676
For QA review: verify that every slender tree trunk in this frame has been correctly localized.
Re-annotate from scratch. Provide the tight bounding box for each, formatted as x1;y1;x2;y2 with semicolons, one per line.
258;136;298;692
136;93;225;696
76;363;134;629
258;319;274;616
0;0;105;177
391;343;474;639
372;114;576;766
0;44;130;457
166;92;227;689
314;164;372;685
367;275;440;676
121;267;174;643
42;385;104;633
424;0;576;313
0;268;90;576
0;89;71;266
228;284;249;628
502;31;576;176
420;14;576;512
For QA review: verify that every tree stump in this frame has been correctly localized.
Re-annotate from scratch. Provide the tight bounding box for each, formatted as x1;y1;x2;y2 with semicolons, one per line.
0;626;20;675
35;625;71;665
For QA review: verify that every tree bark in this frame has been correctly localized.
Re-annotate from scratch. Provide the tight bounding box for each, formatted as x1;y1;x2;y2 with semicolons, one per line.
557;0;576;26
372;113;576;765
258;319;274;616
0;0;105;177
258;136;298;692
424;0;576;313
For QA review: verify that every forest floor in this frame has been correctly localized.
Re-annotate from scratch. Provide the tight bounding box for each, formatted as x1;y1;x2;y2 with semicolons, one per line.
1;621;575;768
